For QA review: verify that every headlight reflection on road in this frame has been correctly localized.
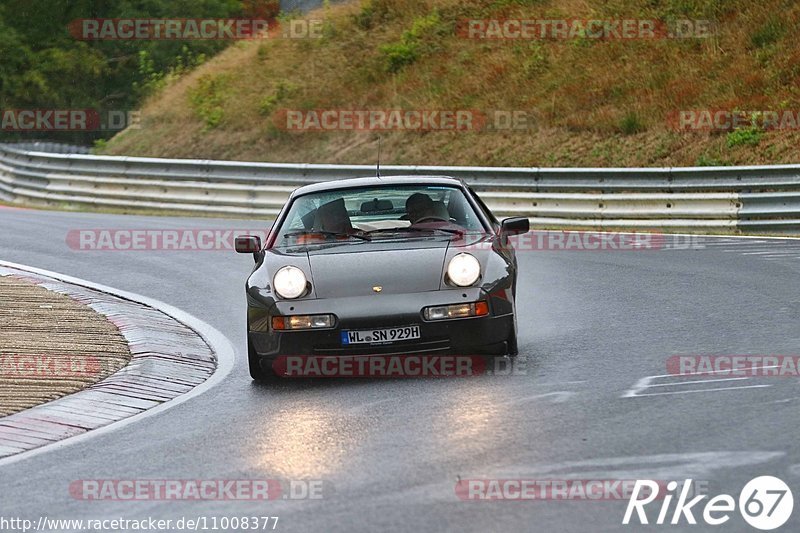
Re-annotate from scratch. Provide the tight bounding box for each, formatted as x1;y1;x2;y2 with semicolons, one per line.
256;402;362;479
436;383;507;444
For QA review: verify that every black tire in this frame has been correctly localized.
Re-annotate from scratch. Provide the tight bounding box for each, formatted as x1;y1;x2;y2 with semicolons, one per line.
507;314;519;356
248;336;277;381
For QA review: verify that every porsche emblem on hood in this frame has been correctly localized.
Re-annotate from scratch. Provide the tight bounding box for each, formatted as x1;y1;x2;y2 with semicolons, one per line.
372;286;383;293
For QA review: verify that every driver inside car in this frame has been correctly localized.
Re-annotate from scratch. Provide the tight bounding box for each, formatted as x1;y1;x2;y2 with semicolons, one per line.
406;193;449;224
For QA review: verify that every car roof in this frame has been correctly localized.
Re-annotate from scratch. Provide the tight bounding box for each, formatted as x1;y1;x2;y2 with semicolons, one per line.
290;175;467;198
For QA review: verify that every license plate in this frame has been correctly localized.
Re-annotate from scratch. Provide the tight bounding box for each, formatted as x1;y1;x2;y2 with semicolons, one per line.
341;326;421;345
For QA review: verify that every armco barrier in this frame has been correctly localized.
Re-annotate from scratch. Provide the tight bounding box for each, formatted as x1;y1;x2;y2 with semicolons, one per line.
2;142;91;155
0;144;798;232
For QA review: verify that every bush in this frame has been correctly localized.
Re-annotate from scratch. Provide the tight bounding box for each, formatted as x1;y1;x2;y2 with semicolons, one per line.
258;81;297;116
379;42;419;73
188;74;227;130
750;17;785;49
135;46;207;98
619;112;645;135
726;126;762;148
379;12;448;73
353;2;377;30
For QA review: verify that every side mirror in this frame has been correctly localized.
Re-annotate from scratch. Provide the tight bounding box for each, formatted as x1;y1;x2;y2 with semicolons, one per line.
500;217;530;236
235;235;263;262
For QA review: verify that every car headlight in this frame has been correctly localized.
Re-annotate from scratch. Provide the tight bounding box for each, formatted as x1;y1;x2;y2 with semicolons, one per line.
273;266;307;299
447;253;481;287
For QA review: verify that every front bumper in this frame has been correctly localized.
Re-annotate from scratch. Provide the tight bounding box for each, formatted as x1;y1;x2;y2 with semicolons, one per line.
247;288;514;359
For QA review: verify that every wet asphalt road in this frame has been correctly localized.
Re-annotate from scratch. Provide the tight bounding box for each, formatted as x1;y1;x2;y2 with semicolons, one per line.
1;206;799;532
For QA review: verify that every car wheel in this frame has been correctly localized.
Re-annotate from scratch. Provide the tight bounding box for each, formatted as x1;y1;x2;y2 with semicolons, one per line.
248;336;277;381
507;313;519;356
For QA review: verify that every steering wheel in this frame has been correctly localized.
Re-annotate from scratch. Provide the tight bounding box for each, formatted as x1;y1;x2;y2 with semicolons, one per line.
415;216;449;223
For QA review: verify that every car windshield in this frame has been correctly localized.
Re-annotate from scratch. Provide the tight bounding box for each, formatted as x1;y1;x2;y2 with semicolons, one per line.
273;184;487;247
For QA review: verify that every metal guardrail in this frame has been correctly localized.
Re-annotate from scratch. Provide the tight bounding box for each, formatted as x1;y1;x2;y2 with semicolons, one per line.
1;142;91;155
1;143;798;232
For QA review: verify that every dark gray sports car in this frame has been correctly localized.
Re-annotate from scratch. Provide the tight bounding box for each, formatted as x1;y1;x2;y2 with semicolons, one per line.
236;176;528;380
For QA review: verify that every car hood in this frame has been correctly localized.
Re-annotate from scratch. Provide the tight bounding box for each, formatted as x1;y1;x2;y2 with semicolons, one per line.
307;240;449;298
261;233;496;300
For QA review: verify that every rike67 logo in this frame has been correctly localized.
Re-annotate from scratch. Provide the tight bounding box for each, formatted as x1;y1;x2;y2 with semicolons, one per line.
623;476;793;530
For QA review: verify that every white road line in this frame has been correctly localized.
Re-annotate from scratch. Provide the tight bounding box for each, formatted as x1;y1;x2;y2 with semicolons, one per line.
720;249;777;253
716;243;774;248
741;251;789;255
622;365;781;398
772;397;800;404
723;245;800;249
644;377;749;388
669;365;780;378
631;384;772;397
757;253;800;256
622;375;658;398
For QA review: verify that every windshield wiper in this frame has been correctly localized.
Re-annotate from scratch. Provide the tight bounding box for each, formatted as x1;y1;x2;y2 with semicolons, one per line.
400;226;465;235
284;230;371;241
365;227;465;237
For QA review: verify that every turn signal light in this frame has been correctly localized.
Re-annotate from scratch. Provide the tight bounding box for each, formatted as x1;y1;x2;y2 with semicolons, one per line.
423;302;489;321
272;314;334;330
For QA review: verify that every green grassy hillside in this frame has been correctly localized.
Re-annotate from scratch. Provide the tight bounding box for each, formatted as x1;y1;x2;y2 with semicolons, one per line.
103;0;800;167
